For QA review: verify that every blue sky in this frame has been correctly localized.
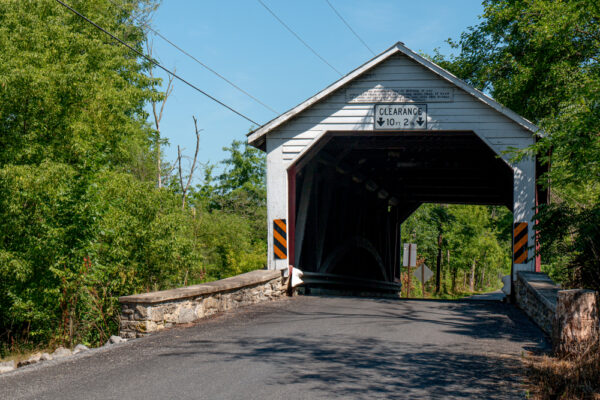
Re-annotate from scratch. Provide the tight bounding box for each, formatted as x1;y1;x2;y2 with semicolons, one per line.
148;0;485;177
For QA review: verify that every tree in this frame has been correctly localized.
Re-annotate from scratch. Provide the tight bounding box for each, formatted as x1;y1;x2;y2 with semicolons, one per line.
0;0;157;172
428;205;454;293
0;0;270;352
0;0;166;348
402;204;511;297
196;139;267;229
436;0;600;291
177;116;201;209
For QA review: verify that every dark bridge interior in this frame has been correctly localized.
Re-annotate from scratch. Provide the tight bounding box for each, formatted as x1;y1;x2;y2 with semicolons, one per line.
292;131;513;289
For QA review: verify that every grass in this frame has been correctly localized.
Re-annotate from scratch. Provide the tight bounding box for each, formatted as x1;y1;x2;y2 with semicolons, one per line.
403;284;504;300
429;288;496;300
524;340;600;399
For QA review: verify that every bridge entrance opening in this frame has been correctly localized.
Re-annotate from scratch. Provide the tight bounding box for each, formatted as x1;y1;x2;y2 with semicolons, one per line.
288;131;514;292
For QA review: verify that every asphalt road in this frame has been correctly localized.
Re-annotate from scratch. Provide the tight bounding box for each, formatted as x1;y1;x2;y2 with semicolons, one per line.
0;295;548;400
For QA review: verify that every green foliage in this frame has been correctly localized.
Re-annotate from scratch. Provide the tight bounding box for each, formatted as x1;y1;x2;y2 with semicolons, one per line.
190;139;268;281
195;211;266;281
402;204;512;295
0;0;267;353
198;140;266;222
536;204;600;291
0;0;156;173
436;0;600;291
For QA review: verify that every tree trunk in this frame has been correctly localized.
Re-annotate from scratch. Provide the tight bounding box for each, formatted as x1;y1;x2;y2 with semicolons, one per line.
451;267;457;293
435;233;442;293
480;268;485;289
469;258;476;292
444;249;450;293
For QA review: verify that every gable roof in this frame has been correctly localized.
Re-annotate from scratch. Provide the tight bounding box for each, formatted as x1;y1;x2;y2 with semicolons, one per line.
247;42;540;149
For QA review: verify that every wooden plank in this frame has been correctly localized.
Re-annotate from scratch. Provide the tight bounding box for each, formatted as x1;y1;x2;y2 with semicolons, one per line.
301;106;508;118
347;80;456;89
282;145;306;153
308;100;493;112
320;90;478;104
486;137;534;146
273;121;522;133
291;114;516;125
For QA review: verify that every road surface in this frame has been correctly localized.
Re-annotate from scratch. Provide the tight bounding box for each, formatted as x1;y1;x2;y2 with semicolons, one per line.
0;296;548;399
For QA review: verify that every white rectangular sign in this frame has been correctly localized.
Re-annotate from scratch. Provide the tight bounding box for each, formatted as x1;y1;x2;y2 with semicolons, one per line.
403;243;417;267
374;104;427;130
346;87;454;103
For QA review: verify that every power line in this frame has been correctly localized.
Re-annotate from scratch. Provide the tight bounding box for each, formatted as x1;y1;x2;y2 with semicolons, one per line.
256;0;343;76
325;0;375;56
105;0;278;115
54;0;260;126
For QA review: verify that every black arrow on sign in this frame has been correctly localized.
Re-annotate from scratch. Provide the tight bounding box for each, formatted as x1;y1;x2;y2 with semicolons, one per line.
377;117;385;126
416;117;424;126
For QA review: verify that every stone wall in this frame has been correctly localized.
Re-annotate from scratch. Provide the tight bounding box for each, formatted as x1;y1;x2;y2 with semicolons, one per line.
515;272;559;336
515;271;599;355
119;270;286;338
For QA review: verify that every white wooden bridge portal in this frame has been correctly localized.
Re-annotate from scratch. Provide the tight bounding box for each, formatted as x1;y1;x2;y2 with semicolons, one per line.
248;42;546;294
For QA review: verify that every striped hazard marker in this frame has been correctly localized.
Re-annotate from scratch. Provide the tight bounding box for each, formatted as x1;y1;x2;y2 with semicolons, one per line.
273;219;287;260
513;222;528;264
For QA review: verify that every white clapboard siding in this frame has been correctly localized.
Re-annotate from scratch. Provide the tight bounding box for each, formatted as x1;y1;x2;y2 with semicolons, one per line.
292;113;515;125
348;80;456;89
309;101;493;112
300;105;504;118
267;53;535;160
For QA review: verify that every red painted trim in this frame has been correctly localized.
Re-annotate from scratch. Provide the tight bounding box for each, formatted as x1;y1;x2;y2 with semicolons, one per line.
287;165;296;269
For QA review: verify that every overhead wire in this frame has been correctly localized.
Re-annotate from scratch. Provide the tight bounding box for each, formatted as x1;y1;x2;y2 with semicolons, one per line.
54;0;260;126
325;0;375;56
105;0;278;115
256;0;343;76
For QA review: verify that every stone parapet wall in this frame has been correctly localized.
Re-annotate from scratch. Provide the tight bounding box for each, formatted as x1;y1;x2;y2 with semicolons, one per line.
515;271;599;355
515;272;559;336
119;270;286;338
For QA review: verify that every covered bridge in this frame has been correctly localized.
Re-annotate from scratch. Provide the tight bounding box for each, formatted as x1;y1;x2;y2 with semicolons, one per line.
248;42;545;293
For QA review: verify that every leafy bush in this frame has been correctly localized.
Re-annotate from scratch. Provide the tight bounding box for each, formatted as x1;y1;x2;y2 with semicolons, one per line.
0;1;268;354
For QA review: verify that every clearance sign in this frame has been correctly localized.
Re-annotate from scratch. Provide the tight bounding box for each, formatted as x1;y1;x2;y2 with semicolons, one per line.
374;104;427;130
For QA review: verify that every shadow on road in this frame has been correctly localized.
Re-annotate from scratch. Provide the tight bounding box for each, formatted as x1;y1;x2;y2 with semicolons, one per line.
156;297;548;399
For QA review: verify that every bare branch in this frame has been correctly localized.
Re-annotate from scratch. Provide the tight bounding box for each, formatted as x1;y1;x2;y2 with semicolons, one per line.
164;154;181;177
146;39;175;189
158;74;174;125
180;117;202;209
177;145;184;199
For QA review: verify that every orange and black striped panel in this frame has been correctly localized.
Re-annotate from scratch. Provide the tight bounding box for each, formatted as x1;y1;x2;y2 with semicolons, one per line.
513;222;528;264
273;219;287;260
